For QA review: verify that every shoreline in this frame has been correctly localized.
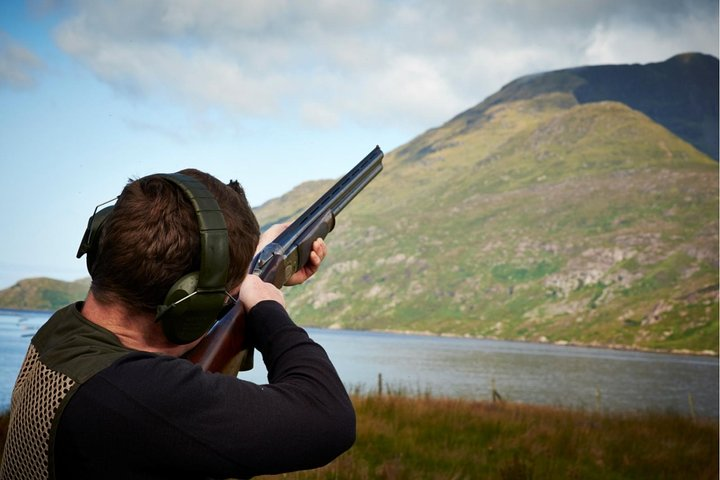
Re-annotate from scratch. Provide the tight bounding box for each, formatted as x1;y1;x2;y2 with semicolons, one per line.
3;307;717;358
361;327;719;358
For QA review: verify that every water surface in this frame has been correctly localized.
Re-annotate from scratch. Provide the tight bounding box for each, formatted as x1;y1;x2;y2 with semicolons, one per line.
1;310;717;417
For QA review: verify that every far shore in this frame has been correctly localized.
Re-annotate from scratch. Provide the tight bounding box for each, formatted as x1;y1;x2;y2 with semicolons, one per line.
370;327;719;357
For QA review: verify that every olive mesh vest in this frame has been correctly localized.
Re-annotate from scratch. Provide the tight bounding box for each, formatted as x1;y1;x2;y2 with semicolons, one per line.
0;303;131;480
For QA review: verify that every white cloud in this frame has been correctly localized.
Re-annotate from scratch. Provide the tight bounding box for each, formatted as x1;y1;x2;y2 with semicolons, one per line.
347;54;467;127
300;102;341;128
584;14;720;65
0;31;45;89
52;0;719;133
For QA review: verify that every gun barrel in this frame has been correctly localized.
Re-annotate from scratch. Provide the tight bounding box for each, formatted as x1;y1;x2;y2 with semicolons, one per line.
272;146;384;251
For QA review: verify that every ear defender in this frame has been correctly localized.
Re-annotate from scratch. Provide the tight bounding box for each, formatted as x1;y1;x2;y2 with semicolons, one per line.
77;173;230;345
154;174;230;344
76;202;116;271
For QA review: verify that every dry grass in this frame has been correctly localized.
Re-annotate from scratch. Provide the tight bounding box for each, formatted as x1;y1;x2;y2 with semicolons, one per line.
258;393;718;480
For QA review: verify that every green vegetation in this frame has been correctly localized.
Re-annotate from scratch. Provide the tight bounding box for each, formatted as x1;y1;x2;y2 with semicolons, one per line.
491;260;561;284
254;392;718;480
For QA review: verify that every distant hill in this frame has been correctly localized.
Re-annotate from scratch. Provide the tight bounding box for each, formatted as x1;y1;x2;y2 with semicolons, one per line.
255;54;718;354
0;277;90;311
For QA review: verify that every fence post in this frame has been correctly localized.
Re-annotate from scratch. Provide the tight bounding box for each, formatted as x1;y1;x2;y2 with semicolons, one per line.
491;377;503;403
688;392;696;421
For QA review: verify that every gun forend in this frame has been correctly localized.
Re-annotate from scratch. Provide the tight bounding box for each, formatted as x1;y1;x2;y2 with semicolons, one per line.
251;146;384;287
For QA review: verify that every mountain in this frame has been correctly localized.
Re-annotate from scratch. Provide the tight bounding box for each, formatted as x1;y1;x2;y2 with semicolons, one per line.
457;52;719;160
255;53;718;354
0;277;90;311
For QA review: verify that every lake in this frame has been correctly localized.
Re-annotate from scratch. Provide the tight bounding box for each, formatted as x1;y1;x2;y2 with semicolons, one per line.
1;309;718;417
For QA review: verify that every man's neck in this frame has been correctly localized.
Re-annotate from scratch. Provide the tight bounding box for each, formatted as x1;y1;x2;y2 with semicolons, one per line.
81;292;197;357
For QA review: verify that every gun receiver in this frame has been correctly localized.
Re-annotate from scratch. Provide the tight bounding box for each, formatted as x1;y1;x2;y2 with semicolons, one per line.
184;146;384;375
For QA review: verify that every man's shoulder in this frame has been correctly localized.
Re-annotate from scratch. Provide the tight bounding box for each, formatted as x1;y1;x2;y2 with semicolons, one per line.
32;303;131;384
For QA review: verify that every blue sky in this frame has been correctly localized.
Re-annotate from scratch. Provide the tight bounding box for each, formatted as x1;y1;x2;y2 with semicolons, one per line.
0;0;717;289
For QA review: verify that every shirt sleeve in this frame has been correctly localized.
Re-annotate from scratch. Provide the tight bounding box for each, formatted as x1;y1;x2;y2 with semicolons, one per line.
55;300;356;479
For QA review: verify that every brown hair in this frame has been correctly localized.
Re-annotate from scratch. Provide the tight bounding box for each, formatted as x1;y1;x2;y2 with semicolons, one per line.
88;169;260;315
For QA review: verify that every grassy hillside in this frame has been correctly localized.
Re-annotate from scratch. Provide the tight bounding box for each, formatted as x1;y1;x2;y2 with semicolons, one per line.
257;92;718;354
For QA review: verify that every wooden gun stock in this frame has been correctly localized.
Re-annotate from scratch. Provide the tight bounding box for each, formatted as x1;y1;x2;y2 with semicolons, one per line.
183;146;384;375
182;251;287;374
183;301;251;375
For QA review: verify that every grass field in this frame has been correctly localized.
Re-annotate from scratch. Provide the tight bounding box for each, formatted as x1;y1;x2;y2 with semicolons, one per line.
1;392;717;479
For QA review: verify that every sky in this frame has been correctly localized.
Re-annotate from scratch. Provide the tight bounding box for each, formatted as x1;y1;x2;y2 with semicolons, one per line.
0;0;717;289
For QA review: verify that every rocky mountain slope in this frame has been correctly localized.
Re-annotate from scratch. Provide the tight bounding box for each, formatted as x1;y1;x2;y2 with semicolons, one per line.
255;54;718;353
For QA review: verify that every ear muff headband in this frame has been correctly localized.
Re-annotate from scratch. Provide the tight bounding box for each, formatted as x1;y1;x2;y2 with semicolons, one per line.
77;173;230;345
159;173;229;294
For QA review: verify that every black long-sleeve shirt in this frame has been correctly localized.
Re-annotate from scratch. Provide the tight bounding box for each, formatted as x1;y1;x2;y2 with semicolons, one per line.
54;301;355;479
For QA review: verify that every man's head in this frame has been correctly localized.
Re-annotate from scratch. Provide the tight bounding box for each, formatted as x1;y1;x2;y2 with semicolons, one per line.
86;169;260;322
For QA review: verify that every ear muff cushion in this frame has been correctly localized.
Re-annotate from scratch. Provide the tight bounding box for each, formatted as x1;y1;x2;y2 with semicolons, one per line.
157;272;228;344
76;205;115;272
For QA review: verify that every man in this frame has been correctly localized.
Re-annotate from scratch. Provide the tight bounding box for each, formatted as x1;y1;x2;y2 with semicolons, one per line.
0;169;355;479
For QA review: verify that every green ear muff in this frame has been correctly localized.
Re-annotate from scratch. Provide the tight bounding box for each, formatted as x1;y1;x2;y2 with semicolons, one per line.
76;202;116;271
156;271;229;345
77;173;230;345
155;173;230;344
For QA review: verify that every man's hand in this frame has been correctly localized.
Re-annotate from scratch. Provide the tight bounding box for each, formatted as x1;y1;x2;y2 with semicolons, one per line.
286;237;326;286
237;274;285;311
256;223;328;286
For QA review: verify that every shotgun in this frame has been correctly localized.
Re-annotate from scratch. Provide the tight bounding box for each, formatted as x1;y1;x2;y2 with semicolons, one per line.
184;146;384;375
